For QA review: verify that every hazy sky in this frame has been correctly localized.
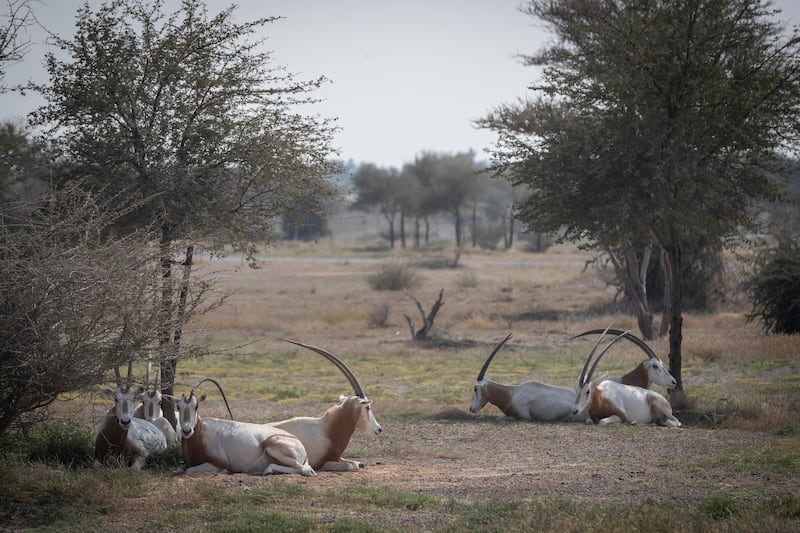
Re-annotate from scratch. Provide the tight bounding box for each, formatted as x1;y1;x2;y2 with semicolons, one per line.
2;1;799;169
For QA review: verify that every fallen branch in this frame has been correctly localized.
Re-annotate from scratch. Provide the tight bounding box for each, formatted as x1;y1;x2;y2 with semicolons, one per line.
403;288;445;340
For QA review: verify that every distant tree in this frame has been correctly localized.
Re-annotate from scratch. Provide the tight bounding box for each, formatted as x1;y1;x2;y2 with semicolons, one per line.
478;0;800;392
404;153;441;245
282;197;330;241
30;0;340;424
351;163;402;247
472;175;513;250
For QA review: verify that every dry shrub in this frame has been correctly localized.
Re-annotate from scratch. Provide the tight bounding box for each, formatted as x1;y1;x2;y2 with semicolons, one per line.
455;272;480;289
368;302;391;328
367;261;420;291
464;311;510;331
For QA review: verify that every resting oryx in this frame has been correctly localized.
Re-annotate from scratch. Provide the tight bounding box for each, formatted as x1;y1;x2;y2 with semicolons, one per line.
134;360;178;446
271;339;382;472
176;378;316;476
94;362;168;469
571;328;677;390
469;333;588;422
573;330;682;427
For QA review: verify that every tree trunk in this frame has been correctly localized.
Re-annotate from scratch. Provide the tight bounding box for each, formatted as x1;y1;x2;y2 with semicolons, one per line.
424;217;430;244
471;205;477;248
454;208;462;247
382;210;395;248
606;245;656;340
400;211;406;249
502;214;509;249
666;226;684;393
414;217;420;248
659;247;673;338
157;232;176;427
161;245;193;428
508;217;514;249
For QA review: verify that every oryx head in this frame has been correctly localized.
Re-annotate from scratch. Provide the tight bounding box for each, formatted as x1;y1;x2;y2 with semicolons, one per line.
176;377;232;439
176;392;202;440
572;328;677;389
470;333;513;414
112;361;138;430
284;339;382;435
572;328;630;415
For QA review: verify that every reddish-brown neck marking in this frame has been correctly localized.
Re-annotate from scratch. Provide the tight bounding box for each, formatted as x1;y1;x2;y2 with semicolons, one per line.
619;362;648;388
95;407;128;461
483;381;518;418
317;398;361;466
180;416;213;468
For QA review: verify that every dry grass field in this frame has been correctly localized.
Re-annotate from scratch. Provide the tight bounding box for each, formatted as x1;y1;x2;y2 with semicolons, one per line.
4;240;800;532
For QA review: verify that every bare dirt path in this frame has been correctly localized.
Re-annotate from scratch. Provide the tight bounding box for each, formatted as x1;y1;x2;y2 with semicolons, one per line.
165;415;796;506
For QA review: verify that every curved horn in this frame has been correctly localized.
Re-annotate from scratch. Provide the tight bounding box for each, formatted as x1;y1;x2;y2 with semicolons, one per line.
190;377;234;419
476;333;513;381
578;324;612;386
113;367;122;388
283;339;365;398
126;360;133;389
585;330;632;384
145;359;152;391
572;328;659;360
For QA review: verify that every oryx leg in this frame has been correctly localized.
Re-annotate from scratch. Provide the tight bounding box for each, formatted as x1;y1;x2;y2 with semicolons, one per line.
183;462;228;474
319;459;363;472
263;438;317;477
598;415;625;425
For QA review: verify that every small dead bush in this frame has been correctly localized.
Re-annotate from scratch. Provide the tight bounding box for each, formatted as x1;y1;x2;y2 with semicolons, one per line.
367;262;419;291
368;302;391;328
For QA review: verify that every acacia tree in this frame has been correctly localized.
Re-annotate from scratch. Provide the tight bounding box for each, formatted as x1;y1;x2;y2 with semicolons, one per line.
30;0;340;423
479;0;800;392
0;0;33;88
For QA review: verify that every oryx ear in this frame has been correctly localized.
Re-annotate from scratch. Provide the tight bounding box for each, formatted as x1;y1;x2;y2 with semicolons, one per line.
199;393;208;402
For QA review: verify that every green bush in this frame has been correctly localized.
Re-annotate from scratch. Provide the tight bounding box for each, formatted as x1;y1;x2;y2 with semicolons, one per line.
742;234;800;334
27;421;94;467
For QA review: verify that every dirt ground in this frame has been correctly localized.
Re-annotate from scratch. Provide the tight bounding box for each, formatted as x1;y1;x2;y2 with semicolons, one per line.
163;411;795;506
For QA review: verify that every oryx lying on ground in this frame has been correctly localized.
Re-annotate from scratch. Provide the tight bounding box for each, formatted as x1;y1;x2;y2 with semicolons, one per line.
469;333;588;422
271;339;382;472
94;362;168;469
573;330;682;427
176;378;316;476
134;360;177;446
571;328;677;390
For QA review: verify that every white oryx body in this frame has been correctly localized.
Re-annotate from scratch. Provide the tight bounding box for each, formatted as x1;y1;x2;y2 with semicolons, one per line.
471;378;583;422
469;334;588;422
272;340;382;471
176;386;315;476
575;379;681;426
94;363;168;469
573;330;681;427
